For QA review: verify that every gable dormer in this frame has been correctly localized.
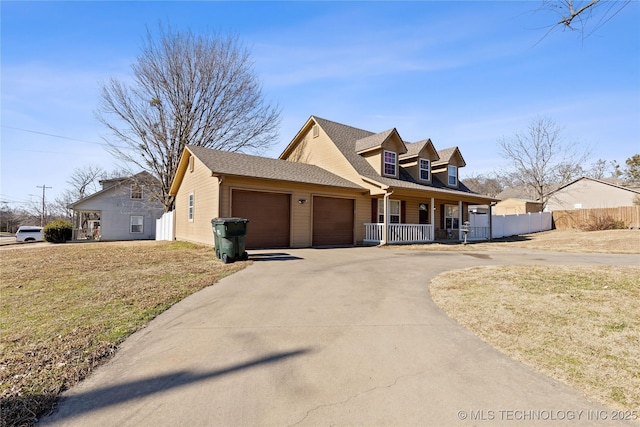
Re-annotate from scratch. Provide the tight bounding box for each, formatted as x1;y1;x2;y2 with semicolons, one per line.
399;138;440;183
432;147;466;188
355;129;407;178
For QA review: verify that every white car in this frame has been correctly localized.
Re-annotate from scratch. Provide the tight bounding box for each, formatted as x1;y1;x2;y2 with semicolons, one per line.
15;226;44;242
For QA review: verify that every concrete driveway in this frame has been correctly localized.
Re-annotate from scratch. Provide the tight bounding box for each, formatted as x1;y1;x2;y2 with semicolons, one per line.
40;247;639;426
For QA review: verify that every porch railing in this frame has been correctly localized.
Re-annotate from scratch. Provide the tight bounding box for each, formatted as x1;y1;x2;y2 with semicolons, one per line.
364;223;434;244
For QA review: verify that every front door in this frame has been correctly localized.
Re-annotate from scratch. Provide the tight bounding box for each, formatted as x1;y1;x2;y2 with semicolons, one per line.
419;203;429;224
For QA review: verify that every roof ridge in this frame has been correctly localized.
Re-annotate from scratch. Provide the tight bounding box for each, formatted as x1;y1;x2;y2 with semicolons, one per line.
312;116;375;135
552;176;640;195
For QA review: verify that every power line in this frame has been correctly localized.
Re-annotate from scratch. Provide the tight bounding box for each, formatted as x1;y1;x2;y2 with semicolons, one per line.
2;125;105;145
1;125;130;150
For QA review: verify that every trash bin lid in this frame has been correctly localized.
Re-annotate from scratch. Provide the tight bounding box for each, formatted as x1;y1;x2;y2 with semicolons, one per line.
211;217;249;224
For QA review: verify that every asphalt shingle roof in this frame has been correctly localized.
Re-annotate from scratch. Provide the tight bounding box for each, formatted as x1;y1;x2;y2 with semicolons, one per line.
400;140;427;158
433;147;467;167
313;117;485;197
355;129;396;153
187;145;363;190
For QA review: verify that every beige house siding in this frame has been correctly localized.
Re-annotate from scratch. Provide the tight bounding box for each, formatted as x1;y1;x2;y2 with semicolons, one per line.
362;151;382;176
174;154;220;246
494;198;542;215
546;179;639;211
217;176;367;247
366;194;472;230
283;122;363;185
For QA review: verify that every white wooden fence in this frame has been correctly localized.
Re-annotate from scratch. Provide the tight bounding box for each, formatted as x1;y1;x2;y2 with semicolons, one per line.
469;212;553;239
155;211;174;241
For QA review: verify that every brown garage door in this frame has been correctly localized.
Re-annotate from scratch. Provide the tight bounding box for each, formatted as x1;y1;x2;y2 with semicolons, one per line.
313;196;354;246
232;190;290;249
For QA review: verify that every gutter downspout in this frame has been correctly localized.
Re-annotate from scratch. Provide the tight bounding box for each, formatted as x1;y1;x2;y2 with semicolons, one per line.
216;175;224;217
380;188;394;246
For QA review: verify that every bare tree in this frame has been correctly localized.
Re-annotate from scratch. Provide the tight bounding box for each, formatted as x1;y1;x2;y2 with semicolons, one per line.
51;190;76;220
0;202;20;233
538;0;631;39
68;164;105;199
498;116;590;209
97;25;281;211
586;158;609;180
461;173;504;198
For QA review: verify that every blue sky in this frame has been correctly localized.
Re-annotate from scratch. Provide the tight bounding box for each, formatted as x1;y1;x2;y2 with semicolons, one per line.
2;1;639;208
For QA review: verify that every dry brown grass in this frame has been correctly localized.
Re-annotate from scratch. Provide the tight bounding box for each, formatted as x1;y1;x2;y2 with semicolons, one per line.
0;241;247;427
402;229;640;254
431;265;640;412
489;229;640;254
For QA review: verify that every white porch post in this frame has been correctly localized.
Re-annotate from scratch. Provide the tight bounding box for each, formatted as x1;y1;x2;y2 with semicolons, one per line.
381;193;388;245
458;200;463;241
380;189;393;245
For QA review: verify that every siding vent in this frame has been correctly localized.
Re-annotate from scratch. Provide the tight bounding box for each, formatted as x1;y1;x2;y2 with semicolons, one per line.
312;124;319;138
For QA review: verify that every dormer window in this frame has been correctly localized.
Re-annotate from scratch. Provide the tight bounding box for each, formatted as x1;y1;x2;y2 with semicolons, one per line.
448;165;457;186
383;150;397;176
419;159;431;181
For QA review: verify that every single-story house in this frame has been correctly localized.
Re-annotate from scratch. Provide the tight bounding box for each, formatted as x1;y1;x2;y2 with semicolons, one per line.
69;171;165;240
493;198;543;215
545;176;640;211
169;116;497;249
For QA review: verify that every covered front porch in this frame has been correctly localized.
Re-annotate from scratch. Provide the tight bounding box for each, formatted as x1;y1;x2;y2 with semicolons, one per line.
71;210;101;241
362;198;491;245
363;223;490;244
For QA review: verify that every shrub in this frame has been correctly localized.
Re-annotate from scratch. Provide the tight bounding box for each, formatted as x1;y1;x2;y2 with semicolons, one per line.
43;220;73;243
581;216;627;232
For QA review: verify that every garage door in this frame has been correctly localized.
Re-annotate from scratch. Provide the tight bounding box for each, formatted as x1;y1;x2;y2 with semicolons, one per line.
313;196;354;246
232;190;290;249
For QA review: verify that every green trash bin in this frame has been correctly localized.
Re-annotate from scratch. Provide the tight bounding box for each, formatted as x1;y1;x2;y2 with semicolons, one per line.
211;218;249;264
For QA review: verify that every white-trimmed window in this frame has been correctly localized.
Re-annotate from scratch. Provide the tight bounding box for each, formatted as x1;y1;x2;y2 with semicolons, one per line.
130;184;143;199
378;199;401;224
130;215;143;233
419;158;431;181
188;193;194;222
383;150;397;176
444;204;459;230
448;165;458;186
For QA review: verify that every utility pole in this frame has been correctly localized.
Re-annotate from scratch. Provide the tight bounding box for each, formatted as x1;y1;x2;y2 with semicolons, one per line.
36;184;52;227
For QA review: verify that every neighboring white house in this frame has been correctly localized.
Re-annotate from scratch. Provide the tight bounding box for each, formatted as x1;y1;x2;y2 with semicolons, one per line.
545;177;640;211
69;171;165;241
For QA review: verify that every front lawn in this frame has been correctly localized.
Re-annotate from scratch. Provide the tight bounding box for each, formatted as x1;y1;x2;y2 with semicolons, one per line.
0;241;248;427
430;264;640;412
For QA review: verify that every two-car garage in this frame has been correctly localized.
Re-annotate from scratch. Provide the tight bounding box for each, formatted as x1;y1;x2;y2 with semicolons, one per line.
231;189;354;249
